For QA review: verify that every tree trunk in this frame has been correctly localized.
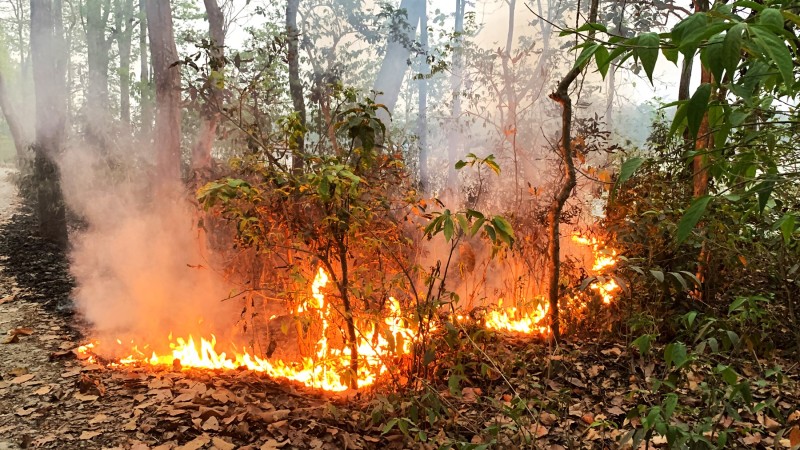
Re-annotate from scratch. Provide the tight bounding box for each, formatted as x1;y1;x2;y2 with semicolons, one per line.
416;1;429;190
191;0;225;173
0;72;30;160
116;0;135;125
146;0;181;179
85;0;112;146
446;0;466;191
286;0;305;174
139;0;152;140
501;0;520;205
30;0;68;248
372;0;424;120
546;0;598;340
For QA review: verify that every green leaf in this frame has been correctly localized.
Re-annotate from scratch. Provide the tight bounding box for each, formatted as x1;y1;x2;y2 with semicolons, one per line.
594;45;610;78
574;42;601;70
676;195;713;244
671;13;710;55
443;216;454;242
469;217;486;237
650;270;665;283
632;334;653;355
615;157;644;193
723;23;745;77
687;83;712;140
637;32;660;83
454;160;467;170
751;25;794;87
777;213;796;245
758;8;785;33
491;216;514;241
701;33;726;83
665;342;688;370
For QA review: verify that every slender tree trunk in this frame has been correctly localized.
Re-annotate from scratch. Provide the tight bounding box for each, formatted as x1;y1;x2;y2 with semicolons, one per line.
139;0;152;140
546;0;598;340
116;0;135;125
30;0;68;248
501;0;520;206
0;72;30;160
146;0;181;179
417;1;429;189
191;0;225;173
85;0;112;147
372;0;424;120
447;0;465;190
286;0;306;174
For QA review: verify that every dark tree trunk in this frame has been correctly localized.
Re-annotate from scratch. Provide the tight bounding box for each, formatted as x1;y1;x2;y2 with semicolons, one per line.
191;0;225;173
416;1;429;189
546;0;599;340
30;0;68;248
146;0;181;179
372;0;424;120
286;0;306;174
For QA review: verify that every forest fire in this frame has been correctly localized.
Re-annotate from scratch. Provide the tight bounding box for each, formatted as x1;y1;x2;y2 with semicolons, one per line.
484;300;550;335
572;232;619;304
79;268;417;392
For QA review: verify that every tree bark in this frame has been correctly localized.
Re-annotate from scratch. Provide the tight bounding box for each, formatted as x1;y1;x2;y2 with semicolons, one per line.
191;0;225;173
372;0;424;120
416;0;429;189
446;0;466;190
139;0;152;140
146;0;181;179
115;0;135;125
85;0;113;146
286;0;305;174
30;0;68;248
0;72;30;160
546;0;598;340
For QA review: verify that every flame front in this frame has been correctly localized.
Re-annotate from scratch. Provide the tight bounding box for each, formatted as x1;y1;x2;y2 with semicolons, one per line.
86;268;417;392
80;235;621;385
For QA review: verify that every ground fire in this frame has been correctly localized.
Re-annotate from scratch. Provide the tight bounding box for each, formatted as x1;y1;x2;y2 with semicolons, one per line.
78;233;619;392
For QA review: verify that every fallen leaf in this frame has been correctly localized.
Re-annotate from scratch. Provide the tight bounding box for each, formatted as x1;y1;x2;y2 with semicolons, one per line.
530;423;549;438
74;393;99;402
33;386;51;395
10;374;35;384
8;367;29;377
79;431;102;440
11;327;34;336
789;426;800;448
202;416;220;431
176;434;211;450
2;334;19;344
32;435;57;446
260;439;290;450
88;414;109;424
0;295;15;305
15;407;35;416
742;434;762;445
211;436;236;450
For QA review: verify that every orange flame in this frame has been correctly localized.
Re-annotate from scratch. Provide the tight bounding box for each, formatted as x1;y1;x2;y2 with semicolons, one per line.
572;232;619;304
483;299;550;335
82;268;418;392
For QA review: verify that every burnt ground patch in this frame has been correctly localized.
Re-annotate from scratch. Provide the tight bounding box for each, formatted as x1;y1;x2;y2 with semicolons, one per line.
0;202;75;314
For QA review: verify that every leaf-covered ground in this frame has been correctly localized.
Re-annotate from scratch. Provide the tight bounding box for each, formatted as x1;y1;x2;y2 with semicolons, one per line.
1;169;799;450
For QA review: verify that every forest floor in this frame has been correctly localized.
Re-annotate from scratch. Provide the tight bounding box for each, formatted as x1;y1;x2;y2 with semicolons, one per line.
1;168;800;450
